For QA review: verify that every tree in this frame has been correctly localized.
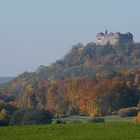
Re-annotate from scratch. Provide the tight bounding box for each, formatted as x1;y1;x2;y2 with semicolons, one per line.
0;109;9;126
10;108;52;125
21;84;37;108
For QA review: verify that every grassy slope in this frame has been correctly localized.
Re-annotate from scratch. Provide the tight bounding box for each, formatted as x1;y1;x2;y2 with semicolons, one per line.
0;122;140;140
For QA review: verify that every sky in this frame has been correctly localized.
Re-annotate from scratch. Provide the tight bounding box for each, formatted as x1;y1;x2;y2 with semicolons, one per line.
0;0;140;76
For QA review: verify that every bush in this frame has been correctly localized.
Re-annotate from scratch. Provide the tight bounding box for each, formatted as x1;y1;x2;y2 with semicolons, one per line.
89;117;105;123
118;107;140;117
73;120;82;124
55;120;66;124
10;108;52;125
133;112;140;123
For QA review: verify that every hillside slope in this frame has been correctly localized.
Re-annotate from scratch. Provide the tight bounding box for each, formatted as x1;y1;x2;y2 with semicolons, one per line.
1;43;140;97
1;43;140;117
34;43;140;81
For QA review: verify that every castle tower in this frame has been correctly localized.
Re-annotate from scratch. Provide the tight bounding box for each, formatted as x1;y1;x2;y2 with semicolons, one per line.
104;29;109;45
105;29;108;35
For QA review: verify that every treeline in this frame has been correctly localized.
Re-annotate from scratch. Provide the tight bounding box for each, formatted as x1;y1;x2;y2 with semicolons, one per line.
20;77;140;117
2;71;139;118
1;71;140;125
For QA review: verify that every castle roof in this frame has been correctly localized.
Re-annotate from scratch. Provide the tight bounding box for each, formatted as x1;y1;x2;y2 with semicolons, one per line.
108;32;114;36
96;32;104;37
114;32;121;38
115;32;121;35
126;32;133;36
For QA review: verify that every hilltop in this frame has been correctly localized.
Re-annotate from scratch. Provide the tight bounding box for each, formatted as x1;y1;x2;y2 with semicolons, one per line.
11;42;140;83
34;42;140;81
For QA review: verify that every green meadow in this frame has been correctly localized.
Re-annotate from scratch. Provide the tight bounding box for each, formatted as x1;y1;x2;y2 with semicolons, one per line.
0;120;140;140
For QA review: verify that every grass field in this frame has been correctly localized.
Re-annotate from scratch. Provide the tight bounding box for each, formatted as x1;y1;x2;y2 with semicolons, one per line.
0;121;140;140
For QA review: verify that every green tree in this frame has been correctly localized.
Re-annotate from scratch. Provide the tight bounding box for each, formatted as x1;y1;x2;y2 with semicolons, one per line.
10;108;52;125
21;84;37;108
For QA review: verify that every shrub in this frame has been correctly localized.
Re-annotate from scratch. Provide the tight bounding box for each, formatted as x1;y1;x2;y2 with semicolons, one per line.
0;109;9;126
89;117;105;123
133;112;140;122
55;120;66;124
73;120;82;124
118;107;140;117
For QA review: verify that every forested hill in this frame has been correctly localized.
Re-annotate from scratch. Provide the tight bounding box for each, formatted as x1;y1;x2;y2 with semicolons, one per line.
1;42;140;96
1;43;140;117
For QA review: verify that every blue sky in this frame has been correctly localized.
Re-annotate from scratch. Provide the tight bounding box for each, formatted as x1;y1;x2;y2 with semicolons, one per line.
0;0;140;76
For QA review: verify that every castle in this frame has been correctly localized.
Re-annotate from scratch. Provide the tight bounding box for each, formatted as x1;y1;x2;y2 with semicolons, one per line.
96;30;134;45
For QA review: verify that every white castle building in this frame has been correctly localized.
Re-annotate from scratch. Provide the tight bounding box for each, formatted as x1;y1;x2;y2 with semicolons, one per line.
96;30;134;45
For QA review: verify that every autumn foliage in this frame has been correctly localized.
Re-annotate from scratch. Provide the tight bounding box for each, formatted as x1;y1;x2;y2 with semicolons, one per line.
133;112;140;123
4;71;138;117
